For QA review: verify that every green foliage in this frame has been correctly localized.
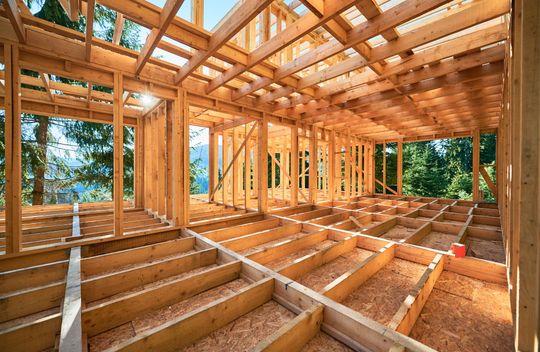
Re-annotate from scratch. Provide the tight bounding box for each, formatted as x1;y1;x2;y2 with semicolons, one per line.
377;134;497;201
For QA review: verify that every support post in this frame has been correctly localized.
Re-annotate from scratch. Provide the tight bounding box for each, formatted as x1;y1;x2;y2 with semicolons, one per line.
209;131;217;202
113;72;124;236
515;1;540;350
135;116;144;208
309;126;318;203
328;130;335;202
397;141;403;195
172;89;189;225
382;142;387;195
472;129;481;201
290;124;299;206
4;44;22;253
257;117;268;212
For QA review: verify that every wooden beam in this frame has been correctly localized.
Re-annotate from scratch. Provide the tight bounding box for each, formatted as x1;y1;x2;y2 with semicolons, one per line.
4;0;26;43
4;44;22;253
58;0;80;21
85;0;95;61
58;247;82;352
322;243;395;302
472;128;480;201
253;304;324;351
515;0;540;349
174;0;272;84
110;278;274;352
309;126;318;203
290;124;299;206
113;72;124;236
258;117;269;212
397;141;403;195
112;13;125;45
136;0;187;75
388;254;445;335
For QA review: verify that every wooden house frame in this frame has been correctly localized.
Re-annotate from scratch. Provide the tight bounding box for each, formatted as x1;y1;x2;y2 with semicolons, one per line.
0;0;538;351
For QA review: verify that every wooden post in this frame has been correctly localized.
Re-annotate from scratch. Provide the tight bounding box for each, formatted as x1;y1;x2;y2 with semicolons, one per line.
151;112;159;212
209;131;217;202
515;0;540;349
270;146;275;200
472;129;481;201
290;124;299;206
359;143;364;195
244;125;250;209
192;0;203;27
222;133;229;205
351;139;357;198
157;106;166;215
165;102;174;219
257;117;268;212
328;130;335;202
345;135;351;200
397;141;403;195
309;126;318;203
4;44;22;253
135;116;144;209
370;141;376;194
113;72;124;236
172;89;188;225
180;90;190;225
232;127;239;206
143;116;151;210
382;142;387;195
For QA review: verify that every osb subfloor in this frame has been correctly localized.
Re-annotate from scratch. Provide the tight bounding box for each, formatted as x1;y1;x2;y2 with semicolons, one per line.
340;258;425;325
89;278;250;351
296;248;374;292
301;332;354;352
417;232;457;251
266;240;337;271
380;225;417;241
466;237;506;264
181;300;295;351
238;231;311;256
410;271;513;352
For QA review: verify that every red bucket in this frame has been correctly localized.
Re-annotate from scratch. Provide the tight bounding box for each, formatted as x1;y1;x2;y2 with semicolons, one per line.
450;243;466;257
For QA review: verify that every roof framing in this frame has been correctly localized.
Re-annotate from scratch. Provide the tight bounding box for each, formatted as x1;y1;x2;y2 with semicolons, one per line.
0;0;510;140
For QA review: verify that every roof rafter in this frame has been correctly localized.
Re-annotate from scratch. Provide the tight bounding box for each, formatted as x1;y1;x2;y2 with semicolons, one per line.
136;0;186;75
174;0;273;84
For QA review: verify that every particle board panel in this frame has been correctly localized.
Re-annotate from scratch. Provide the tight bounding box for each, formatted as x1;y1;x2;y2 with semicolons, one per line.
409;271;513;352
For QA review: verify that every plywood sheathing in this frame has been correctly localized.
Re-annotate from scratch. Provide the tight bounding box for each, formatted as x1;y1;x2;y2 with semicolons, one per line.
88;278;250;351
410;271;513;351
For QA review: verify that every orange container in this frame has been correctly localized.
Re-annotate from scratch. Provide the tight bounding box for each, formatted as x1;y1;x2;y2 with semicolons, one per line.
451;243;466;257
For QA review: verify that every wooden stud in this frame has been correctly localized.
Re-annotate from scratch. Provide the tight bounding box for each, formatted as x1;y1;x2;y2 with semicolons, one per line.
113;72;124;236
4;44;22;253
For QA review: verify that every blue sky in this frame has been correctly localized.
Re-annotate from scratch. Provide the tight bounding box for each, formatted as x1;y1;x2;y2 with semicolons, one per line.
150;0;239;30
